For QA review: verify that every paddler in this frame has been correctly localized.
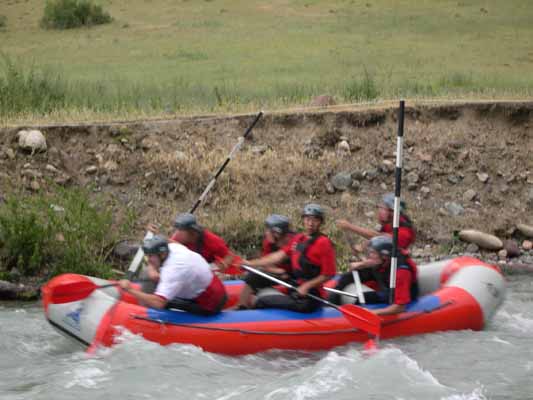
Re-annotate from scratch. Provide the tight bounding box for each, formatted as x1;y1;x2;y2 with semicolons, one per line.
119;235;227;315
330;235;419;315
241;204;336;313
232;214;294;310
330;192;416;305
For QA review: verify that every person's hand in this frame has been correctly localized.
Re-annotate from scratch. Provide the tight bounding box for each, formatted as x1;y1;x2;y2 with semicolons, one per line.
336;219;351;230
118;279;131;291
349;261;365;271
297;283;310;297
147;267;160;282
146;223;160;234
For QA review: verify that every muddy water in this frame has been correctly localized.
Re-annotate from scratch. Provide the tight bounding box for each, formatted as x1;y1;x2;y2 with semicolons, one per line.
1;275;532;400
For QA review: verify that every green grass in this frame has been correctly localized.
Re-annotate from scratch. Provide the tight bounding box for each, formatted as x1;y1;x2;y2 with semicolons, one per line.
1;0;533;123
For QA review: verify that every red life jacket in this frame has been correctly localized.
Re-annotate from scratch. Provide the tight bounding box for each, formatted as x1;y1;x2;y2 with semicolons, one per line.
193;274;227;312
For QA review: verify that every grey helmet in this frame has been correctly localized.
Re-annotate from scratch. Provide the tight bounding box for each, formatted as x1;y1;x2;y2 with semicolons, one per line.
368;235;393;258
265;214;290;234
382;193;406;213
302;203;324;221
174;213;202;231
142;235;169;255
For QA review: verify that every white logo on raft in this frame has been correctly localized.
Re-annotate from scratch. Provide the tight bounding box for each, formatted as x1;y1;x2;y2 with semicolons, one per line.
483;282;500;299
62;304;83;332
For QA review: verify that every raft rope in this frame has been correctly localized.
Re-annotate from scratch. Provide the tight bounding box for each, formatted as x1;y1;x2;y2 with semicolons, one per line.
130;300;453;335
131;314;358;336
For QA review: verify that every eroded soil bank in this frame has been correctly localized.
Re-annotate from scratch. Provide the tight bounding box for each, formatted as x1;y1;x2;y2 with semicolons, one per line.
1;101;533;297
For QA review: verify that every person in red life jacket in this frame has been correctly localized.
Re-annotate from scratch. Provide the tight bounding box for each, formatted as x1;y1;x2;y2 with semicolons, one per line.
169;213;235;271
330;235;418;315
242;204;336;313
336;192;416;251
118;235;227;315
232;214;294;310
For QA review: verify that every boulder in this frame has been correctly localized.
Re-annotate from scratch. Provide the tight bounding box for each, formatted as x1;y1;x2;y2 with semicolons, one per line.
458;229;503;250
445;202;465;216
503;240;521;258
465;243;479;253
462;189;477;202
517;223;533;238
336;140;350;154
17;130;47;153
330;172;352;191
476;172;489;183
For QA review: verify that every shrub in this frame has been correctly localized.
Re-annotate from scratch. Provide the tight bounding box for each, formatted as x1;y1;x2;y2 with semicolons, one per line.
41;0;112;30
0;15;7;30
0;187;135;279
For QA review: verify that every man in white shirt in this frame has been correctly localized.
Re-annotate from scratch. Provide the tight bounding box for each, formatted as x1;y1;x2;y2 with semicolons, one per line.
119;236;227;315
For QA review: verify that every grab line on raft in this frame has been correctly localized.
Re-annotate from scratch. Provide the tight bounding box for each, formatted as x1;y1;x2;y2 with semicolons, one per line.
130;314;360;336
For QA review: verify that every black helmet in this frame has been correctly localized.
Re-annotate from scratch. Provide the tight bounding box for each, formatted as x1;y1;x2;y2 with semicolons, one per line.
302;203;325;221
174;213;202;231
142;235;169;255
368;235;393;258
265;214;290;234
382;193;406;213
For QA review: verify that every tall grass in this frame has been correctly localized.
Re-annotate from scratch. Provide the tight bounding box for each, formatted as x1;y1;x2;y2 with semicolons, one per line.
1;55;532;122
0;186;135;279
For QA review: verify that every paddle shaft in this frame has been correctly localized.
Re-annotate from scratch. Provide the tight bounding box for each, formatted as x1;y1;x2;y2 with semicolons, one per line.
389;100;405;304
242;265;342;309
127;111;263;280
190;111;263;213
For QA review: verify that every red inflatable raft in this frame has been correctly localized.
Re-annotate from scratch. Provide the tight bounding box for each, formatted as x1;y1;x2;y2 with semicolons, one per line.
41;256;505;355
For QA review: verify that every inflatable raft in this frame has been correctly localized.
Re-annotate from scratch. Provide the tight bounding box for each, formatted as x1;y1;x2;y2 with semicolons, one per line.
41;256;505;355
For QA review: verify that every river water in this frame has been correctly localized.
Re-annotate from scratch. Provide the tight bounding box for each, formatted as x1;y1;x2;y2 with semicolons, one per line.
1;275;532;400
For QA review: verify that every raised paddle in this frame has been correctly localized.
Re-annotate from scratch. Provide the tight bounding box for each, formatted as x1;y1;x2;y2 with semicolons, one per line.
126;111;264;280
241;265;381;337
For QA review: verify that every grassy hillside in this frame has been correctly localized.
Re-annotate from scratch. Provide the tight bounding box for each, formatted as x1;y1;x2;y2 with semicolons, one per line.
1;0;533;123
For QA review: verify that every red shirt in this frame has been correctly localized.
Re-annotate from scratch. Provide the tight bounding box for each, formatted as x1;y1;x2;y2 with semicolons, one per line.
171;229;230;263
374;256;417;305
282;233;337;278
381;215;416;249
262;236;293;272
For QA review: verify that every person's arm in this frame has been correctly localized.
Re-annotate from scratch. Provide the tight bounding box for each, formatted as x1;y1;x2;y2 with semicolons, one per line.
297;274;330;296
349;258;380;271
118;280;167;309
336;219;380;240
372;303;405;315
244;250;288;268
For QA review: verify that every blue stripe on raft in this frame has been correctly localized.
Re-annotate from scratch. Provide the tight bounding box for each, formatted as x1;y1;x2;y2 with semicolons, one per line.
146;294;442;325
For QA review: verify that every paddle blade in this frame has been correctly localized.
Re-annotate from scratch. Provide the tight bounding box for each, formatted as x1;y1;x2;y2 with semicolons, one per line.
339;304;382;337
49;280;101;304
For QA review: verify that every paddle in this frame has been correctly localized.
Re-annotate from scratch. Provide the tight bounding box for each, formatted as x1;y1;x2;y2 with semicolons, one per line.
241;265;381;337
49;279;150;304
126;111;264;280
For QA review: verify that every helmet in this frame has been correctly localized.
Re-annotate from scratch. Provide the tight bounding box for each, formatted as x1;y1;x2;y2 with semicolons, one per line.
302;203;324;221
368;235;393;258
265;214;290;234
174;213;202;231
142;235;169;255
382;193;406;213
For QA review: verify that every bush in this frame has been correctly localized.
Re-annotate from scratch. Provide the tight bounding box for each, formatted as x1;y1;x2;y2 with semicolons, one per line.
0;187;135;279
41;0;112;30
0;55;67;116
0;15;7;30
